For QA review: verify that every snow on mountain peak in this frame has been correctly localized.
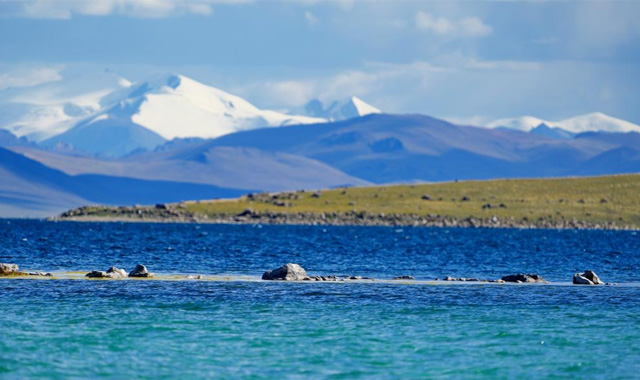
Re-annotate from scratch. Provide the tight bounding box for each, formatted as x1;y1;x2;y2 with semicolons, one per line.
486;112;640;134
74;73;327;141
0;68;131;141
350;96;381;117
486;115;547;132
559;112;640;133
296;96;381;121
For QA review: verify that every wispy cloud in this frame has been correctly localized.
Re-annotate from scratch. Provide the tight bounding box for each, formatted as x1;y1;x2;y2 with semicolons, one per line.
415;11;492;38
0;64;63;90
305;11;319;27
0;0;249;19
228;56;632;123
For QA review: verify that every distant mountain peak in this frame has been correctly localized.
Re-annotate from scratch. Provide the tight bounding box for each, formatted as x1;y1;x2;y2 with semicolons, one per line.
530;123;575;140
487;112;640;134
0;67;132;142
296;96;381;121
349;96;381;117
36;72;326;156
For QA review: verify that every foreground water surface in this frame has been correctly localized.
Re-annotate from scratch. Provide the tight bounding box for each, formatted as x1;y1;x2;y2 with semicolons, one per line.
1;220;639;378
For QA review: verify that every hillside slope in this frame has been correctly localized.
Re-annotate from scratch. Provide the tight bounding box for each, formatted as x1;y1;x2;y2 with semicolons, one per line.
60;174;640;229
0;147;250;217
202;113;636;183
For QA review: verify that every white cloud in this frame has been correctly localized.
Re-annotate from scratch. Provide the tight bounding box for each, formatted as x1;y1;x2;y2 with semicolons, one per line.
2;0;249;19
415;11;492;38
569;2;640;55
228;56;638;125
295;0;355;11
458;17;492;38
232;61;447;109
305;11;319;27
415;12;455;35
0;64;64;90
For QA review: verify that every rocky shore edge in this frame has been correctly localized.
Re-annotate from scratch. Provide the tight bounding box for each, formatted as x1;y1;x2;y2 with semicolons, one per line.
0;262;613;286
54;205;635;230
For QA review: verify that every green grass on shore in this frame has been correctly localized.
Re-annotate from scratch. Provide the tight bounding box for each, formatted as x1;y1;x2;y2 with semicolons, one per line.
185;174;640;227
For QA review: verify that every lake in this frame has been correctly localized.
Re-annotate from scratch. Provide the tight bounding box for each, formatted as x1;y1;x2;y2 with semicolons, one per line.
1;220;639;378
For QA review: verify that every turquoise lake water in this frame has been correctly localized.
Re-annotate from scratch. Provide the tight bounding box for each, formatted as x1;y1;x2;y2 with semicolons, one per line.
1;220;639;378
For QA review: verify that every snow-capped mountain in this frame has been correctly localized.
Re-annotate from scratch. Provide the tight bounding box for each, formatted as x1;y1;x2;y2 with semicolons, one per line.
17;73;328;156
296;96;381;121
0;68;131;142
559;113;640;133
529;123;575;140
1;71;325;145
88;74;326;141
487;113;640;134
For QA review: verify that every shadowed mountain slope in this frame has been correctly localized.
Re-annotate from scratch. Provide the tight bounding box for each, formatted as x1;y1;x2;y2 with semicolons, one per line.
0;147;250;217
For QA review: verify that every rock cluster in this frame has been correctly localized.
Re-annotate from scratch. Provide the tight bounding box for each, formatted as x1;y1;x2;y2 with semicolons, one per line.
262;264;376;282
573;270;604;285
501;273;547;283
0;261;615;287
85;265;153;278
440;276;504;283
443;276;479;281
86;266;128;278
262;263;308;281
59;204;198;222
57;205;632;230
305;275;339;281
0;263;20;275
129;264;154;278
1;263;51;276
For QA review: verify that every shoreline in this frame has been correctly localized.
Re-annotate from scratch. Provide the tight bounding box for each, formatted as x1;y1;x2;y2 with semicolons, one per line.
0;272;633;286
51;174;640;230
52;212;637;231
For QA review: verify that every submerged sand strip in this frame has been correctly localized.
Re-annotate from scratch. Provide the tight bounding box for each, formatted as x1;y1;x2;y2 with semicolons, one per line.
0;271;632;286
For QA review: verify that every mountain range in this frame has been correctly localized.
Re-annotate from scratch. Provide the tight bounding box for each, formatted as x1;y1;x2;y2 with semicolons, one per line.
486;113;640;134
1;71;639;217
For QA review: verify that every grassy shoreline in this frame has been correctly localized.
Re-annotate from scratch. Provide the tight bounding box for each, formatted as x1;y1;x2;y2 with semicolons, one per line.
56;174;640;230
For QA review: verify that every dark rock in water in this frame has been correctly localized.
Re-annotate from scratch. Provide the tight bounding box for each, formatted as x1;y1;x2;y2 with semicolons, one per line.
573;270;603;285
86;270;108;278
573;274;592;285
393;276;415;280
501;273;547;283
28;272;52;276
441;276;483;282
129;264;154;278
87;266;128;278
262;263;308;281
106;267;127;278
349;276;363;280
0;263;20;275
186;275;204;280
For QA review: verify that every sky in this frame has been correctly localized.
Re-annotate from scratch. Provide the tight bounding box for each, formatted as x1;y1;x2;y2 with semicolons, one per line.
1;0;640;124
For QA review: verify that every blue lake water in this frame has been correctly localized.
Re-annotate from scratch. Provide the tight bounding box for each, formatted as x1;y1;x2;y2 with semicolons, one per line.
1;220;640;378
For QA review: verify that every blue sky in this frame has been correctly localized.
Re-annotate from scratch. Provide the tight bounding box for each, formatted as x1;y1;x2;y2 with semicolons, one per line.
1;0;640;124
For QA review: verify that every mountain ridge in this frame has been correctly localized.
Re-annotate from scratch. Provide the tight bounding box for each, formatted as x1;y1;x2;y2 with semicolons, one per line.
487;112;640;134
